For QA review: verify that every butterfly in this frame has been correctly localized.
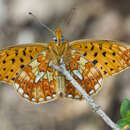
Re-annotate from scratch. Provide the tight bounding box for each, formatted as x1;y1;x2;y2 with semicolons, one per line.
0;29;129;104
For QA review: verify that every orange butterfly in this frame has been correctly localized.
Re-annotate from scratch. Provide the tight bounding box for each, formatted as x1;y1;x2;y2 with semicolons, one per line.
0;29;129;104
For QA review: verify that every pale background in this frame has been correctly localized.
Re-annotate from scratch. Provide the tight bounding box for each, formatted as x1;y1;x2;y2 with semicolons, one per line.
0;0;129;130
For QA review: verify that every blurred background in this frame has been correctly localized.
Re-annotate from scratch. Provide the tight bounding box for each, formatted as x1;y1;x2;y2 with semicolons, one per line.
0;0;129;130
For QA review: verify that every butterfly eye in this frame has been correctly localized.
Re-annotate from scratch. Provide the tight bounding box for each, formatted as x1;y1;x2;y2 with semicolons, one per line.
53;37;57;43
61;37;64;43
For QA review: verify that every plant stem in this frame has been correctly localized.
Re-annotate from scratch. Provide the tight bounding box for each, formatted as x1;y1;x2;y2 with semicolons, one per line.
49;61;121;130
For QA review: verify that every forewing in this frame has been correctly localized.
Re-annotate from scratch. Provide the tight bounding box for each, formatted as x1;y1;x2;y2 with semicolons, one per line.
0;43;47;84
64;50;103;100
14;51;58;104
70;40;130;78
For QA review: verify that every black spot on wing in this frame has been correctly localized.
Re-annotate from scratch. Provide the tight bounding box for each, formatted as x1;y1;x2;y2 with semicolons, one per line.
92;59;98;65
99;44;102;50
20;58;24;62
3;60;6;64
6;53;9;56
102;52;106;57
110;68;114;71
112;52;116;56
94;52;98;57
30;56;33;60
10;69;14;72
23;50;26;56
105;62;108;65
3;68;6;71
20;65;24;69
83;52;87;56
11;58;15;64
15;50;18;56
104;71;107;75
91;45;94;51
11;77;15;81
5;76;8;79
109;45;112;50
112;60;115;63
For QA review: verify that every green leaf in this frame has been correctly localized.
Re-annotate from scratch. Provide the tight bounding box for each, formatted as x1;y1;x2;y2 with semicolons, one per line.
126;111;130;117
120;99;130;118
117;117;130;128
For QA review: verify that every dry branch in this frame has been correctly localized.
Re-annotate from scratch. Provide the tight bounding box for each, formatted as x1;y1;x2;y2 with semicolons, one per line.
49;59;121;130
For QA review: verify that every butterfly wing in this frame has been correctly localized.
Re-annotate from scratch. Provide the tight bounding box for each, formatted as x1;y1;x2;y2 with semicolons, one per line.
14;51;58;104
0;43;48;84
70;40;130;78
64;50;103;99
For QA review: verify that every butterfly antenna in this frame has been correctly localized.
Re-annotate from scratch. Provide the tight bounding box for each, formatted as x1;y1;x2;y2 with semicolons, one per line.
28;12;55;36
65;7;76;25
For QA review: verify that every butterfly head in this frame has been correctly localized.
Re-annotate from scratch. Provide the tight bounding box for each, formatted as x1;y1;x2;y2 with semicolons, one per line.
49;29;69;61
53;29;64;46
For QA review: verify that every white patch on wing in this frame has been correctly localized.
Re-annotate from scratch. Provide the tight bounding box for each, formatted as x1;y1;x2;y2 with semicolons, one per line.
15;83;19;89
71;50;76;54
98;78;103;84
68;94;72;98
75;95;80;99
46;96;51;100
24;94;29;99
32;98;36;102
35;71;44;83
89;90;94;95
18;88;24;95
39;98;44;102
73;70;83;80
94;84;100;90
52;94;56;97
41;51;46;55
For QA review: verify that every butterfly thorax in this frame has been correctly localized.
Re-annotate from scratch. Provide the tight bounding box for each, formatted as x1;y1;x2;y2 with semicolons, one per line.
48;29;72;65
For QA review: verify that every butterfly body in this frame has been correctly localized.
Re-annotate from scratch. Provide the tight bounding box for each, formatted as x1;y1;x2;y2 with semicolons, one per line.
0;29;129;104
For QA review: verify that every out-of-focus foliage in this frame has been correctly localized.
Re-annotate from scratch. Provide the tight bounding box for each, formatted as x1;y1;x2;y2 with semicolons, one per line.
117;99;130;129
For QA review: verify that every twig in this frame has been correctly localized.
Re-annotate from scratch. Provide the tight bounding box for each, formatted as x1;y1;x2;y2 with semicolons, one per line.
49;59;121;130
